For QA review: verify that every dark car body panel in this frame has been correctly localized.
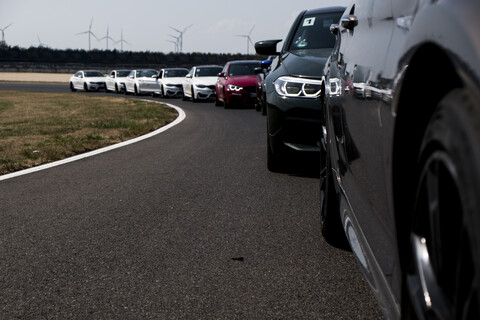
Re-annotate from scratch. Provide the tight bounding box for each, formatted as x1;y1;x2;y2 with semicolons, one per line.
323;0;480;318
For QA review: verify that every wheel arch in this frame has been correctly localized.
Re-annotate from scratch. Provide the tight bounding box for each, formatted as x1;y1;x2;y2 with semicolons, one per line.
392;43;463;270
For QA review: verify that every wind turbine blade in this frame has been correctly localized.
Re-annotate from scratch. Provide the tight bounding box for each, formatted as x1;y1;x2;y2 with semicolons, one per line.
89;18;93;30
170;26;181;33
249;24;255;35
4;23;13;30
90;32;100;41
183;24;193;33
76;31;89;35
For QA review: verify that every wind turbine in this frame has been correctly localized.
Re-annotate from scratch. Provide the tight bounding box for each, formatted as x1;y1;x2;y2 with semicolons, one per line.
236;24;255;55
76;18;98;50
169;24;192;53
98;25;116;50
167;40;179;53
115;28;131;52
37;34;47;48
0;23;13;45
167;33;180;53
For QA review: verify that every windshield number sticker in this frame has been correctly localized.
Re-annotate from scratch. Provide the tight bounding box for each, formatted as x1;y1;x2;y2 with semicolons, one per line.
303;17;315;27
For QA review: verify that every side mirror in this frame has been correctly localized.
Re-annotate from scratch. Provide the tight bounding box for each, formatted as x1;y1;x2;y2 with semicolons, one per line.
341;15;358;30
254;39;283;56
254;67;263;74
330;24;339;35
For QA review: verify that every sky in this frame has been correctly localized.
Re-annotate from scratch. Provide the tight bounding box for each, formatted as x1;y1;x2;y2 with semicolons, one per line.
0;0;347;54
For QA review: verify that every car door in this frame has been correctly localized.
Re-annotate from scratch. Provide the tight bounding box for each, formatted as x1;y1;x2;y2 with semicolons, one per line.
183;68;194;97
125;70;135;92
106;71;115;91
216;63;229;100
73;71;83;89
330;0;397;286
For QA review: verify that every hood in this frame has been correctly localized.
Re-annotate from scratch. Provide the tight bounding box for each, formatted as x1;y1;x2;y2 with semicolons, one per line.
164;77;185;85
193;76;218;86
281;53;328;79
226;75;258;86
85;76;106;82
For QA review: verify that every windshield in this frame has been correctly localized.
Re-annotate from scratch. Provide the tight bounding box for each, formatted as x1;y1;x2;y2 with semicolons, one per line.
84;71;104;77
117;70;131;77
288;12;342;57
195;67;222;77
165;69;188;78
227;62;260;76
138;70;158;77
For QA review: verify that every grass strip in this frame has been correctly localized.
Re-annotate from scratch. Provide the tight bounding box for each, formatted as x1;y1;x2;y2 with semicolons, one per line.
0;91;178;174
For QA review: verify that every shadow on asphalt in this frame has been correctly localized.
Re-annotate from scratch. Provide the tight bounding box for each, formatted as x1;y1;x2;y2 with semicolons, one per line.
271;153;321;179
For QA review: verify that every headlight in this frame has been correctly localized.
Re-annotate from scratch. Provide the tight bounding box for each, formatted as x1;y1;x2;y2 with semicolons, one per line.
227;84;243;91
274;76;322;98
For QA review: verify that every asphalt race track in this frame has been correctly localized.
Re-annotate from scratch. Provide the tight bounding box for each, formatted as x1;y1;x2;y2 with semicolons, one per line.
0;83;382;319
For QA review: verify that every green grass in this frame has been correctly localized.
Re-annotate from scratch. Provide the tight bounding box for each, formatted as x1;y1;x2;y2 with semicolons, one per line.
0;91;178;175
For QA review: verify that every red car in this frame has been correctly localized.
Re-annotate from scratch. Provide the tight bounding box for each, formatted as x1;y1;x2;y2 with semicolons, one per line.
215;60;261;108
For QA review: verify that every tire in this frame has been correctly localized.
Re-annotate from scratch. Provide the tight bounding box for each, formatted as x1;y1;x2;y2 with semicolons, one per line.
223;90;229;109
115;83;119;94
403;89;480;319
267;135;283;172
319;121;348;248
191;86;196;102
161;86;165;98
215;96;222;106
69;82;76;92
84;83;89;92
134;85;139;96
261;93;267;116
182;92;188;101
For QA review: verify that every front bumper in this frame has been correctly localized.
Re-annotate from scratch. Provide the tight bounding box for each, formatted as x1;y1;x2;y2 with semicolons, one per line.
267;93;323;153
164;85;183;97
226;86;257;107
195;87;216;100
87;82;106;91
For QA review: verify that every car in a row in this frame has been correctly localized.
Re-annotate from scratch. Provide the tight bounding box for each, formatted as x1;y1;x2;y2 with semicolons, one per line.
69;67;189;97
69;63;267;110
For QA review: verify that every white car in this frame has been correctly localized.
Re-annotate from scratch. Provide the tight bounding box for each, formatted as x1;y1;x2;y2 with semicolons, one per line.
105;70;131;93
69;70;106;92
158;68;189;97
182;65;223;102
124;69;160;95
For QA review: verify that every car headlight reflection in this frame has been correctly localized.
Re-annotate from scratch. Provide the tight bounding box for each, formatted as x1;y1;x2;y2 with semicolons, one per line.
274;76;322;98
227;84;243;91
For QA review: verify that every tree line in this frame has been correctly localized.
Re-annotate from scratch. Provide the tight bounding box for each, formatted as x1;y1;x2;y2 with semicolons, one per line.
0;44;262;69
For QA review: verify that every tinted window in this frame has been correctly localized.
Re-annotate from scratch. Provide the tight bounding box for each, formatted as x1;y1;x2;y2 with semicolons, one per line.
195;67;223;77
117;70;131;77
164;69;188;77
288;12;342;57
227;62;260;76
84;71;104;77
138;70;158;77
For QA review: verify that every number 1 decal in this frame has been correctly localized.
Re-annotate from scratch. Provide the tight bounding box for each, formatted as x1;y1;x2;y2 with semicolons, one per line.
303;17;316;27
